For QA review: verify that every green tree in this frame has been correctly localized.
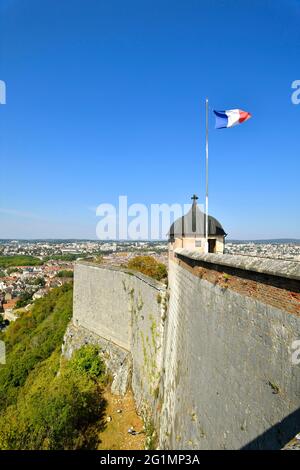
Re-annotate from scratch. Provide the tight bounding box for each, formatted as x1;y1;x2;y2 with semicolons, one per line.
0;349;106;450
15;292;33;309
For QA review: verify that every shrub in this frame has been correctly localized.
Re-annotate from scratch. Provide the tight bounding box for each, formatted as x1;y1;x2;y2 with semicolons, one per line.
67;345;105;380
57;270;73;278
127;256;167;281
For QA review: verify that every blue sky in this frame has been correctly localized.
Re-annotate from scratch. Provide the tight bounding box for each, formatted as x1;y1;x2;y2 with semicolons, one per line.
0;0;299;239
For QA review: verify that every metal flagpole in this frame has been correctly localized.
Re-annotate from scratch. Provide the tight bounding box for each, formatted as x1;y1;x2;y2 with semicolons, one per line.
205;98;209;253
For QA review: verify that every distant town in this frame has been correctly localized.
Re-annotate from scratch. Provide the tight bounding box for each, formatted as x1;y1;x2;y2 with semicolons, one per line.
0;239;299;327
225;240;300;260
0;240;167;325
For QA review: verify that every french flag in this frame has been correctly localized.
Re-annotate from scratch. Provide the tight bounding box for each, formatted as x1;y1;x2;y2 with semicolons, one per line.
213;109;252;129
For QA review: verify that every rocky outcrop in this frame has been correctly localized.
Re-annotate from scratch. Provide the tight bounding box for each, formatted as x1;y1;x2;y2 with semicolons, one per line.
62;322;132;396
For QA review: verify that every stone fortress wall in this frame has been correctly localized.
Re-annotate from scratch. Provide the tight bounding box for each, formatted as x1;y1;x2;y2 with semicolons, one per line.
64;252;300;449
63;261;167;428
160;249;300;449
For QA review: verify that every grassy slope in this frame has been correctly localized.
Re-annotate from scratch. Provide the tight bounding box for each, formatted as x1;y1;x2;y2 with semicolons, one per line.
0;284;107;449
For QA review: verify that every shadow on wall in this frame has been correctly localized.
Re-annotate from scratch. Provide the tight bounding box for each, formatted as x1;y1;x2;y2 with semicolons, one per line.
242;407;300;450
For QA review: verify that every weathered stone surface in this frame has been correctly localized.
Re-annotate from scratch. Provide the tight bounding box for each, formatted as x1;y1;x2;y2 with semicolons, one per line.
159;258;300;450
69;255;300;450
175;248;300;280
71;262;167;425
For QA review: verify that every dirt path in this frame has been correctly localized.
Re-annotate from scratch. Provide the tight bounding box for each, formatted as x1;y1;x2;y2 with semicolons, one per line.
98;389;145;450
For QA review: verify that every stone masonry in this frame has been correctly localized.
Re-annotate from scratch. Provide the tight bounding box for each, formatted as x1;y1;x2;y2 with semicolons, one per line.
65;253;300;450
159;250;300;449
63;261;167;427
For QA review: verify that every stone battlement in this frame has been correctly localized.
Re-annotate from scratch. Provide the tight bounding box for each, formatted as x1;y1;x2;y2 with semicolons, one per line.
172;249;300;317
174;248;300;281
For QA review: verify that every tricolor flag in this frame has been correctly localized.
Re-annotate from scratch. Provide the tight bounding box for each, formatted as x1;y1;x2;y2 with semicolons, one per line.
213;109;252;129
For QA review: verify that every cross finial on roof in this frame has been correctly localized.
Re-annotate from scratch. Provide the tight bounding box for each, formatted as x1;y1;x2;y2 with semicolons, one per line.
191;194;198;204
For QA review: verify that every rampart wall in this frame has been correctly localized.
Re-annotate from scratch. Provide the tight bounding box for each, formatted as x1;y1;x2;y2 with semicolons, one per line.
65;253;300;449
159;250;300;449
63;261;167;428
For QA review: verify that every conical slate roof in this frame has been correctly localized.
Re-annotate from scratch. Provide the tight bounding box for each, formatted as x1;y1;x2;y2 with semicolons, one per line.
168;201;226;241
